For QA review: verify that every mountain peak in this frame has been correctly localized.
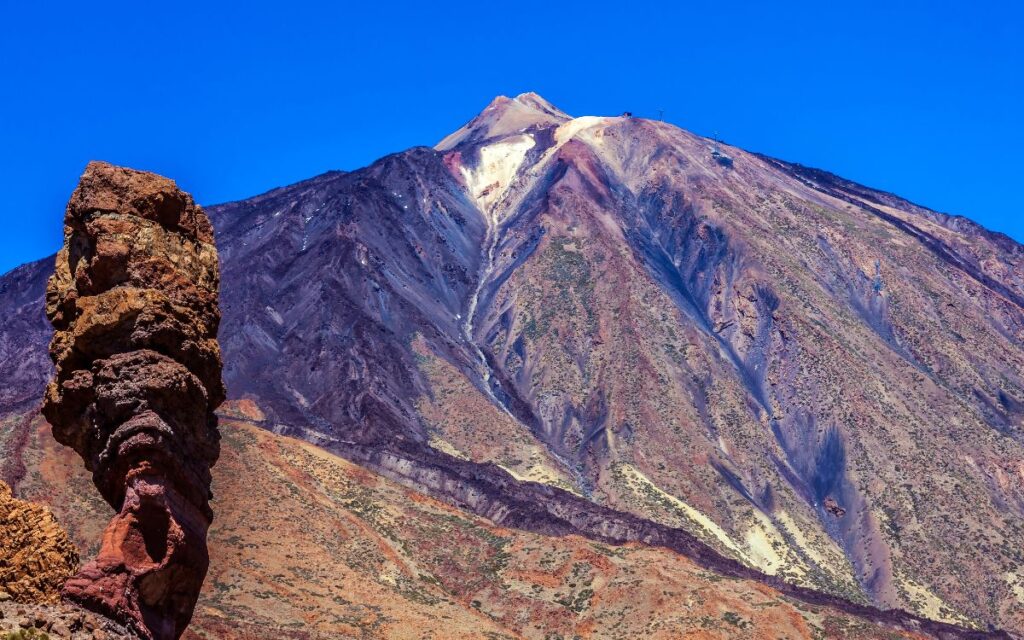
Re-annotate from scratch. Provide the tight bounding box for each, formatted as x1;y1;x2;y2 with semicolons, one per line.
435;92;571;151
510;92;567;118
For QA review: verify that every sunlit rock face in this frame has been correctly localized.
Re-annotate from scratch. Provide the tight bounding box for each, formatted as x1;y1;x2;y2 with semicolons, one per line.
42;161;224;640
0;479;79;604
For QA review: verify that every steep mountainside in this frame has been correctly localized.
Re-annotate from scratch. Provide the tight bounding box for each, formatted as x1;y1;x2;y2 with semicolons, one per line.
1;93;1022;635
7;403;956;639
0;258;52;417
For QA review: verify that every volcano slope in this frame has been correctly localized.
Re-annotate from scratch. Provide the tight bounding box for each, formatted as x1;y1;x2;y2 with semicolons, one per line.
1;93;1023;635
5;402;948;640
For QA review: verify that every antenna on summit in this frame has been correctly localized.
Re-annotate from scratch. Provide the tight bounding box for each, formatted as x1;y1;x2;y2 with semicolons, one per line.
657;108;665;121
710;130;734;168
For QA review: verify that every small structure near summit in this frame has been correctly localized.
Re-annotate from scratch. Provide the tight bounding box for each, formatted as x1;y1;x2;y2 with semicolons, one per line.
710;132;734;168
43;162;225;640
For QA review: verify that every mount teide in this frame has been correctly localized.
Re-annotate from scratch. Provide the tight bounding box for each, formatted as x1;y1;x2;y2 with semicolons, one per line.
2;93;1023;636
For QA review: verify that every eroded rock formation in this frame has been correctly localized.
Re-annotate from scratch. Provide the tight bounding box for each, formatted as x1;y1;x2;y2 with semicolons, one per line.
42;162;224;640
0;480;79;604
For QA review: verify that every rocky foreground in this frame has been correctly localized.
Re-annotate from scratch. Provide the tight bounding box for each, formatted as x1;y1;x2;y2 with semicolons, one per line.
0;481;132;638
0;601;136;639
0;480;77;606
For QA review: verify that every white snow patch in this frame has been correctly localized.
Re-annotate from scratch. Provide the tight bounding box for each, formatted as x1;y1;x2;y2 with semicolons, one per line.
460;134;535;219
265;306;284;326
555;116;610;146
520;116;614;182
457;115;613;417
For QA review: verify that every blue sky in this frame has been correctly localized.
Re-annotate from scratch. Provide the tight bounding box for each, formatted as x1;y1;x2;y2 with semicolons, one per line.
1;0;1021;274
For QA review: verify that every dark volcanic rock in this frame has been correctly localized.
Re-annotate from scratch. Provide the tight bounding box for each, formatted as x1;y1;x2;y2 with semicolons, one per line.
824;496;847;518
209;151;486;444
42;162;224;640
0;258;53;416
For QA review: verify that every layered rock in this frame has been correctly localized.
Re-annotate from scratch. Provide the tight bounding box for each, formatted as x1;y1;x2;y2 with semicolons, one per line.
42;162;224;640
0;480;79;604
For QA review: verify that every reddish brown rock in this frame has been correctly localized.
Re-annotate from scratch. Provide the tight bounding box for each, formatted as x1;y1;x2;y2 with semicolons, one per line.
824;496;847;518
42;162;224;640
0;480;80;604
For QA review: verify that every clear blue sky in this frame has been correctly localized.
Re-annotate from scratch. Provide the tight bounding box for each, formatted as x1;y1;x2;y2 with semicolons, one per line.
1;1;1021;274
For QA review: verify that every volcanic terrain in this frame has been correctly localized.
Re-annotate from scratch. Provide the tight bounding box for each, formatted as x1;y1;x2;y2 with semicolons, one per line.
2;93;1023;637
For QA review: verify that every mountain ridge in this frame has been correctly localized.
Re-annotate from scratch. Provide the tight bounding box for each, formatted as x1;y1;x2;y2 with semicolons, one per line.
2;94;1023;636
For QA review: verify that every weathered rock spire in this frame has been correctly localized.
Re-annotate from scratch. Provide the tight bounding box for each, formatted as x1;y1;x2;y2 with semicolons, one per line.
43;161;224;640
